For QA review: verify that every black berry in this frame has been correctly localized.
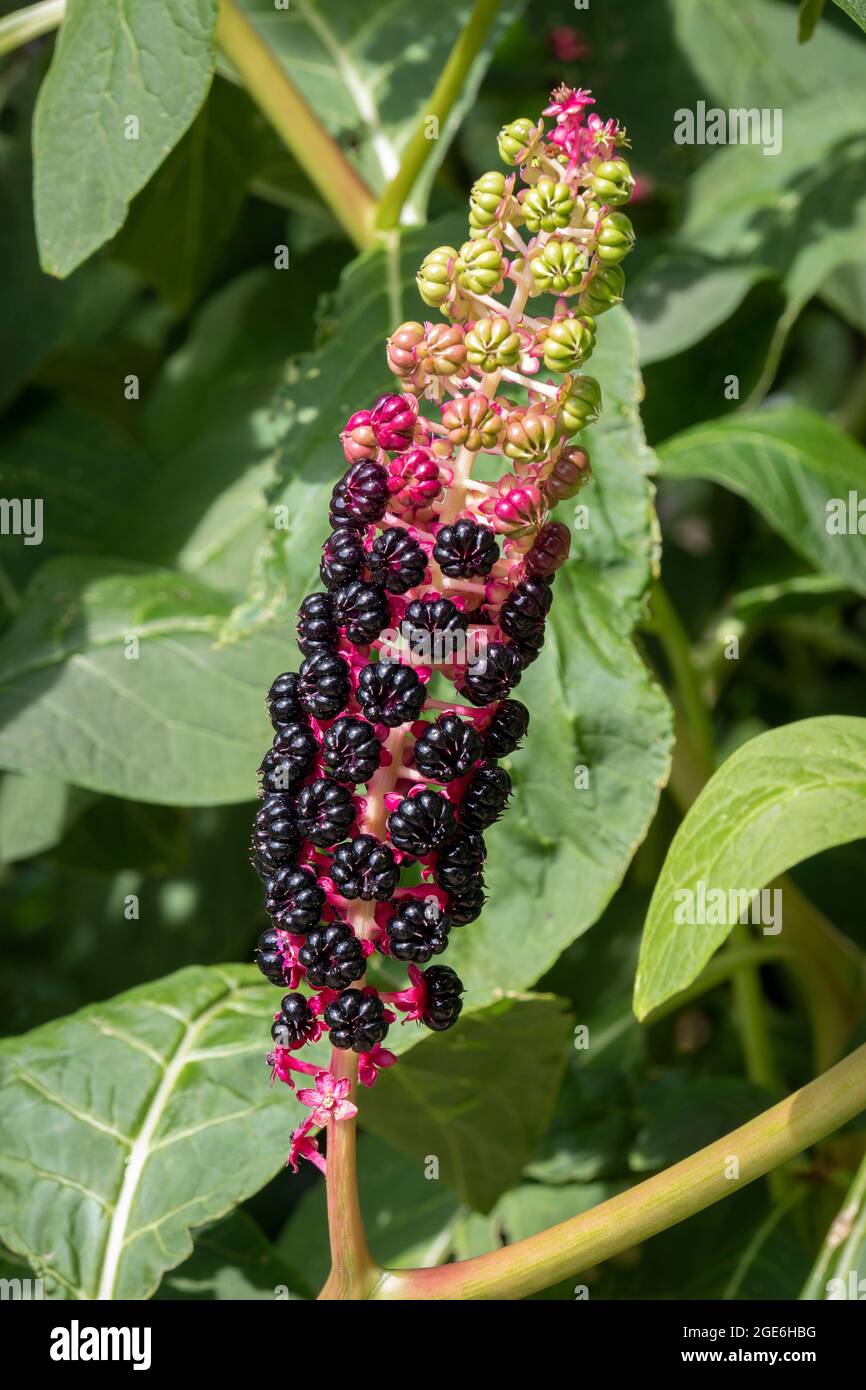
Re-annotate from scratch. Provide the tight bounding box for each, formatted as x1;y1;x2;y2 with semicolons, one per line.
386;898;449;963
388;789;457;857
445;884;486;926
433;519;499;577
357;660;426;726
461;761;512;830
402;596;469;642
458;642;523;706
255;928;289;986
267;672;303;730
294;778;356;847
368;527;427;594
298;922;365;990
482;699;529;758
412;713;481;782
265;864;325;935
498;576;552;642
422;965;464;1031
252;794;300;875
330;834;399;900
297;592;338;656
320;529;365;590
333;580;390;646
330;460;390;529
298;651;351;720
434;830;486;893
271;991;318;1048
324;988;390;1052
322;716;381;784
259;722;319;793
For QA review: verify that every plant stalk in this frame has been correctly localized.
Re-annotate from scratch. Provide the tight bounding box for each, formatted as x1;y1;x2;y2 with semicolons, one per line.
373;1041;866;1299
0;0;64;57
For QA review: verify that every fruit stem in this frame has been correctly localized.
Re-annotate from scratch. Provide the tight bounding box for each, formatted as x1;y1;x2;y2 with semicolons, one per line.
0;0;64;56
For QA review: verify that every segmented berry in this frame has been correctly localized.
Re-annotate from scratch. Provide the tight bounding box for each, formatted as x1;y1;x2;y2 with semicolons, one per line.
332;580;390;645
512;627;545;666
461;762;512;831
265;864;325;935
482;699;529;759
368;527;427;594
434;829;486;893
433;518;499;577
422;965;464;1031
324;988;390;1052
357;660;426;726
297;592;338;655
255;928;289;986
330;459;390;529
330;834;399;900
322;716;381;784
412;713;481;782
458;641;523;706
320;529;365;590
298;651;350;720
386;898;449;963
444;884;487;926
267;672;303;730
294;778;356;847
271;992;318;1049
498;576;553;642
388;789;458;857
298;922;365;991
259;722;319;793
252;794;300;875
402;595;469;640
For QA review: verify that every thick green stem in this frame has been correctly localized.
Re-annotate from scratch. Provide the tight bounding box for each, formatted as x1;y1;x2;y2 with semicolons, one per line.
374;0;504;230
0;0;64;56
800;1149;866;1299
372;1041;866;1300
216;0;377;252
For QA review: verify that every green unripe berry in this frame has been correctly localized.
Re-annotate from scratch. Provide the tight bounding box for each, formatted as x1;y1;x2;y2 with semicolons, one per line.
542;316;597;373
579;263;625;316
469;171;508;235
521;177;575;235
529;238;588;295
594;211;635;264
455;237;505;296
465;315;522;372
555;374;602;435
497;117;537;166
417;246;457;308
589;158;634;207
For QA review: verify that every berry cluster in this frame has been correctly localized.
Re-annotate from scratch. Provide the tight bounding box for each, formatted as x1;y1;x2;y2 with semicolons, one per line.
254;85;633;1175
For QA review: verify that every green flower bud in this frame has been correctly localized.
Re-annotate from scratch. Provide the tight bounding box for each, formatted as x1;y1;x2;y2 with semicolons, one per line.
417;246;457;308
579;263;625;316
542;316;597;374
594;211;635;264
468;171;509;235
504;407;558;464
497;117;538;166
529;238;588;295
589;158;634;207
455;237;505;296
555;374;602;436
465;315;522;372
520;177;575;234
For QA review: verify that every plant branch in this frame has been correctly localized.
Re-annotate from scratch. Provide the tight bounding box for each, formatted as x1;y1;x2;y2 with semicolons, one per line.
373;1041;866;1300
374;0;504;230
800;1148;866;1299
215;0;377;252
0;0;63;57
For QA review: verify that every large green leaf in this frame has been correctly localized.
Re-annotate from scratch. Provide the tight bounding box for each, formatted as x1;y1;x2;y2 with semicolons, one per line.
33;0;219;277
634;717;866;1018
156;1211;306;1300
0;964;315;1300
658;407;866;594
832;0;866;31
0;773;86;864
361;995;573;1212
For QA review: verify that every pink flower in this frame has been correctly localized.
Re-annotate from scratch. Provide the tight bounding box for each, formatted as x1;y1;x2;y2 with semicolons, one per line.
359;1043;398;1088
297;1069;359;1126
382;963;428;1023
549;28;591;64
287;1117;326;1175
267;1045;322;1089
543;84;594;123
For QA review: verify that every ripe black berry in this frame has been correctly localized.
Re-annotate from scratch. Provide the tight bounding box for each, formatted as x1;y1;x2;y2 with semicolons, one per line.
461;761;512;830
498;576;552;642
294;778;356;847
357;660;426;726
297;592;338;656
255;928;289;985
388;789;457;857
458;641;523;706
320;529;365;590
298;922;365;990
412;713;481;782
330;459;390;529
259;721;319;793
482;699;529;759
433;518;499;577
332;580;390;645
271;991;318;1048
324;988;390;1052
445;884;486;926
386;898;449;963
434;830;486;893
322;716;381;784
368;527;427;594
252;794;300;875
421;965;464;1031
511;628;545;666
330;834;399;900
402;596;469;641
298;651;350;721
267;672;303;729
265;864;325;935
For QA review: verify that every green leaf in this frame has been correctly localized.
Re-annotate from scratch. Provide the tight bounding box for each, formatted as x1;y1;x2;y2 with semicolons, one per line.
799;0;827;41
658;407;866;594
0;773;87;864
33;0;219;277
629;1076;771;1171
831;0;866;34
451;1181;616;1261
360;995;573;1212
0;964;318;1300
634;716;866;1018
155;1211;306;1300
